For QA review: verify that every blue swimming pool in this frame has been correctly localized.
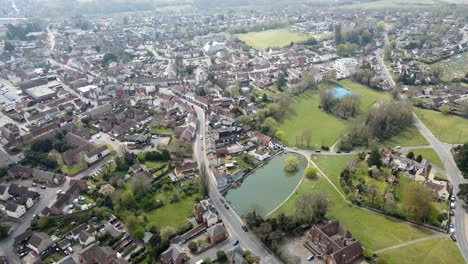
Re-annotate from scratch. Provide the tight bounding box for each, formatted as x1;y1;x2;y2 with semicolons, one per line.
332;86;352;98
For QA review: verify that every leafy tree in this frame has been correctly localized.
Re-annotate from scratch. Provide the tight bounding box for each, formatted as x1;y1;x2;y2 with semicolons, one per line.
402;182;433;222
454;144;468;177
367;148;382;168
198;164;209;197
0;224;10;240
457;183;468;203
277;73;286;91
304;166;318;179
30;139;53;152
415;154;423;163
334;24;342;44
407;152;415;160
188;241;198;252
216;251;227;262
284;156;300;172
4;42;14;52
261;93;268;103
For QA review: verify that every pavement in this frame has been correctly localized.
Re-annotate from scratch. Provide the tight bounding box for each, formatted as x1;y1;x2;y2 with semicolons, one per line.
412;114;468;262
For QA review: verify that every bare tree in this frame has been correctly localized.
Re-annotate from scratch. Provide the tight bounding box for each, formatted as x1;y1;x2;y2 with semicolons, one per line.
302;129;312;148
295;193;315;223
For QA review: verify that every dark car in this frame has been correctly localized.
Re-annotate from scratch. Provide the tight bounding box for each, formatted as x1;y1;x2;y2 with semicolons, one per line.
224;204;230;209
220;198;225;203
40;186;46;189
450;210;455;216
315;149;321;153
336;150;342;153
242;225;248;232
450;234;457;242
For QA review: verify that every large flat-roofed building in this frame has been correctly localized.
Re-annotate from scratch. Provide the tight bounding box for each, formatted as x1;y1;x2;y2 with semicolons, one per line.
26;85;57;101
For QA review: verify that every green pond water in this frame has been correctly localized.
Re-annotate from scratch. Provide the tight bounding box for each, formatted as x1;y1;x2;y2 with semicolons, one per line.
225;152;307;217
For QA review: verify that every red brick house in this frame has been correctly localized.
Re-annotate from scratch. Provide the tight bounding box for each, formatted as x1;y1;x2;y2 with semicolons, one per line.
160;244;186;264
206;223;227;245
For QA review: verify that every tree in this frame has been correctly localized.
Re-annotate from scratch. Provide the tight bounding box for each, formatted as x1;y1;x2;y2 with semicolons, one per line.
188;241;198;252
4;42;14;52
304;166;318;179
415;154;423;163
457;183;468;204
295;192;328;224
0;224;10;240
216;251;227;262
407;152;415;160
334;24;342;45
284;156;300;172
302;129;312;148
198;164;209;197
402;182;433;222
454;144;468;177
277;73;286;91
274;130;285;140
261;93;268;103
367;148;382;168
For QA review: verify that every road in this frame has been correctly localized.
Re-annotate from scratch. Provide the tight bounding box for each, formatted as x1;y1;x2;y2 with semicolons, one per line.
0;158;112;264
413;114;468;262
188;99;281;264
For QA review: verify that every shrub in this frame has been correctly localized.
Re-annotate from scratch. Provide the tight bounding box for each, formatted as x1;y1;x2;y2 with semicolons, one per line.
188;241;198;252
284;156;300;172
304;166;318;179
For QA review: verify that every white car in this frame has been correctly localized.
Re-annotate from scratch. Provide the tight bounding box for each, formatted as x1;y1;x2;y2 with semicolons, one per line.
451;202;455;209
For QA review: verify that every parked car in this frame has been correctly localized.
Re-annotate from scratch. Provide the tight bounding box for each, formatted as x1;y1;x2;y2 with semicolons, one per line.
451;195;456;201
32;183;37;187
307;255;315;261
242;225;248;232
233;240;239;246
224;204;230;209
450;210;455;216
40;186;46;189
450;234;457;242
220;198;225;203
110;138;115;141
450;222;455;228
451;202;455;209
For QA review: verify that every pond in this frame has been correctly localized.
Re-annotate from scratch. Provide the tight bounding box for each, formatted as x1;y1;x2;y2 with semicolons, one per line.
225;153;308;217
332;85;352;98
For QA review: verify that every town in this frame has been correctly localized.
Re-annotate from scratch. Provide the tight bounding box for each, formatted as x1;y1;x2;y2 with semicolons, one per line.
0;1;467;264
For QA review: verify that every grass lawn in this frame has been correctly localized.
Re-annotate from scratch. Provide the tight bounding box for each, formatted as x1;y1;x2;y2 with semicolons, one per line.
278;90;348;148
414;107;468;144
408;148;445;170
151;126;174;135
381;125;429;147
338;79;393;111
52;151;87;175
273;155;433;256
340;0;441;9
310;154;357;193
236;28;309;50
378;237;465;264
146;192;197;232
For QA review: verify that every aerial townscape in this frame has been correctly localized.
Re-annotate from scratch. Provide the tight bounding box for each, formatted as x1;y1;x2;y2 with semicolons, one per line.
0;0;467;263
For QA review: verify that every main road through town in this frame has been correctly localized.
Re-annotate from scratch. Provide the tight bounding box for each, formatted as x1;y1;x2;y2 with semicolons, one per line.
188;99;282;264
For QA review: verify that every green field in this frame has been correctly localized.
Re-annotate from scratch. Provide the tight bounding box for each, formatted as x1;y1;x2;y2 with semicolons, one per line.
273;155;434;256
381;125;429;147
378;237;465;264
408;148;445;170
414;107;468;144
338;79;393;111
277;90;348;148
236;28;309;50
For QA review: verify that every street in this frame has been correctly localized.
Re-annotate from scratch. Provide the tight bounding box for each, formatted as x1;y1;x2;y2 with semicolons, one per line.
189;99;281;264
413;114;468;262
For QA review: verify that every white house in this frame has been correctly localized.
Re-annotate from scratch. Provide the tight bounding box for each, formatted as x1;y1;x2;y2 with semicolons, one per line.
79;230;96;248
5;203;26;218
84;146;110;164
335;58;359;78
250;148;270;161
28;232;53;254
0;185;11;201
203;209;218;227
424;180;450;201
